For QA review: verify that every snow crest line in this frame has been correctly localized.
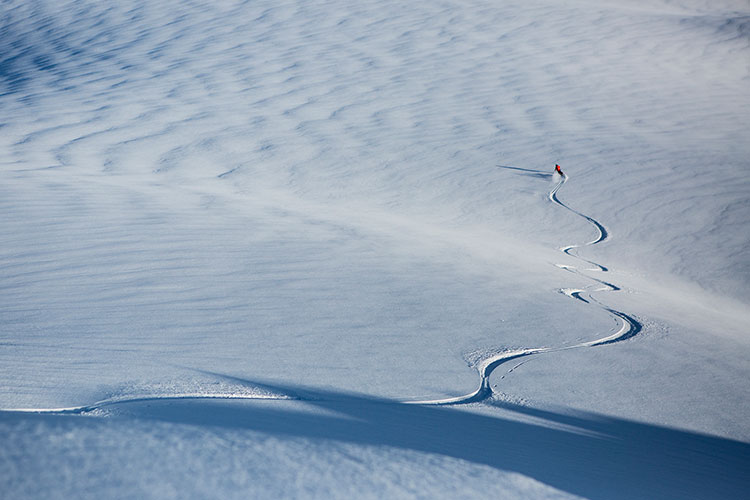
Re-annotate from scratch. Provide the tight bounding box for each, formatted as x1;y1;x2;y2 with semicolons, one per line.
5;393;297;415
408;173;641;406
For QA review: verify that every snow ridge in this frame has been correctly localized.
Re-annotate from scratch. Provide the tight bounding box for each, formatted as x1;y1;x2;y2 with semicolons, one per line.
6;171;640;414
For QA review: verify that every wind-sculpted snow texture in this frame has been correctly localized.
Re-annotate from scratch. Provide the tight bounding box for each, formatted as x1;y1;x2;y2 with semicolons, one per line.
2;0;750;498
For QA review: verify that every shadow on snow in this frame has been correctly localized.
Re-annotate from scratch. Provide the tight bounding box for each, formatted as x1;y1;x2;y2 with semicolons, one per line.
3;375;748;500
497;164;553;179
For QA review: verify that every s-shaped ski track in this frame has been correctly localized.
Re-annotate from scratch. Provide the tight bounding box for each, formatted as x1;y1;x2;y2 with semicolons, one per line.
408;172;641;406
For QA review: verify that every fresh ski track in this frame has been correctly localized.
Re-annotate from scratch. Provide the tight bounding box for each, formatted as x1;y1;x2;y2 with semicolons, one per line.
408;172;641;406
6;173;641;413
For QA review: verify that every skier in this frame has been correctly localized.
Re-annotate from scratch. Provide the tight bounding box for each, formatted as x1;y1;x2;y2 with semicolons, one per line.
555;164;564;177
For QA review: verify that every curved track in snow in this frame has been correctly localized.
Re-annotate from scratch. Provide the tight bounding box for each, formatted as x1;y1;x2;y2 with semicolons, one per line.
6;171;641;414
408;171;642;406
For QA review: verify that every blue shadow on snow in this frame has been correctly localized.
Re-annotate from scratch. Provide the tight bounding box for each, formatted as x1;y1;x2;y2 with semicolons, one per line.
3;376;748;500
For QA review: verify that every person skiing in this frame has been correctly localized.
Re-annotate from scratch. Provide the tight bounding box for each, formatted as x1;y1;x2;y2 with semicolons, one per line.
555;164;564;177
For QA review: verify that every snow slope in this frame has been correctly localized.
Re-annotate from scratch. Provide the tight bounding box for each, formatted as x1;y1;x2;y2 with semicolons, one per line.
1;0;749;498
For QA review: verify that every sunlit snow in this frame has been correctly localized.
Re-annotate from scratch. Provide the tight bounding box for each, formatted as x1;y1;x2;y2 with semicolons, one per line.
1;0;749;498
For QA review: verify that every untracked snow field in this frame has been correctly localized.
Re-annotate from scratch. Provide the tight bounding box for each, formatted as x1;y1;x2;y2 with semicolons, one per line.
1;0;749;498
